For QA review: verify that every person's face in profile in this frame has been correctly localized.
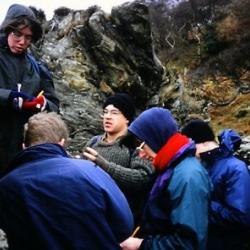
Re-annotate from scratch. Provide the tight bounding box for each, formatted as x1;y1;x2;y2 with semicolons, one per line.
136;140;156;162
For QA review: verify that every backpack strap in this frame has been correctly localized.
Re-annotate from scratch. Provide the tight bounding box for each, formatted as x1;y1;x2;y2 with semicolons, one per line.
26;54;40;74
89;135;101;147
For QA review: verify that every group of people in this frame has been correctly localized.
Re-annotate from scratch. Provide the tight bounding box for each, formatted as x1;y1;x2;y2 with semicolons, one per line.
0;3;249;250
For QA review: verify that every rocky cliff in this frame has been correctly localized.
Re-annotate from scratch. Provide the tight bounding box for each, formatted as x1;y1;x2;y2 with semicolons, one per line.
30;1;249;161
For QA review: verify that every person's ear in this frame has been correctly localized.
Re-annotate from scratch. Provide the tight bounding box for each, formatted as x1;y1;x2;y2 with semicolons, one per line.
58;138;65;147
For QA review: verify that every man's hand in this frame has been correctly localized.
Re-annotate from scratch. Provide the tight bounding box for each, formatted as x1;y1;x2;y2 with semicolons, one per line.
83;147;98;162
83;147;109;170
120;237;143;250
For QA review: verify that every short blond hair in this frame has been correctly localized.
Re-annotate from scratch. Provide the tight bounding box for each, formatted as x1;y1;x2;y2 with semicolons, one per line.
24;112;69;147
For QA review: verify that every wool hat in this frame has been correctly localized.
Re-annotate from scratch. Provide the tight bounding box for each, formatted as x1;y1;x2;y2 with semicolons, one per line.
128;107;178;153
181;119;215;143
103;93;135;122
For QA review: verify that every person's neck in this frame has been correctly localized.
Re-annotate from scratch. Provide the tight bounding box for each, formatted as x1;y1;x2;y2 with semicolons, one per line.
202;141;219;150
105;129;127;143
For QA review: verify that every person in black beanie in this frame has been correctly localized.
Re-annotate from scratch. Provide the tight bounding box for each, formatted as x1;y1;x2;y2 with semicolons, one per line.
182;119;250;250
83;93;155;226
181;119;215;144
102;93;135;124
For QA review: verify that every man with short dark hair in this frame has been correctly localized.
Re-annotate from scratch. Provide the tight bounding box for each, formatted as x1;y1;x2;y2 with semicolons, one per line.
83;93;155;225
0;112;133;250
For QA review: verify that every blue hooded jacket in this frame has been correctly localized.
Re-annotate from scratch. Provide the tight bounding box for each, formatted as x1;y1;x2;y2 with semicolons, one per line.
129;108;211;250
200;129;250;228
0;143;134;250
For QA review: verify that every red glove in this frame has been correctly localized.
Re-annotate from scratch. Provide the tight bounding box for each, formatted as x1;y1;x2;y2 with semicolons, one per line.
22;95;47;111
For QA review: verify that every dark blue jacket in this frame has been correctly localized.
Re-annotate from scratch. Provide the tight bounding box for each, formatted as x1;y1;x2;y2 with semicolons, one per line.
0;143;134;250
200;135;250;250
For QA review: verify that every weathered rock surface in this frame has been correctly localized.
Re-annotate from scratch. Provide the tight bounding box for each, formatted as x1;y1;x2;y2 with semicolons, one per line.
0;1;249;248
31;0;249;163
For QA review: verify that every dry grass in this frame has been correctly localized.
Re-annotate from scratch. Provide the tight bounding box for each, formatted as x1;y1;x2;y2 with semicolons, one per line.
209;93;250;136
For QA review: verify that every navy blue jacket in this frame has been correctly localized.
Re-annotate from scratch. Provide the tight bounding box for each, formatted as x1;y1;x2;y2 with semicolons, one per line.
0;143;133;250
201;144;250;250
0;4;59;172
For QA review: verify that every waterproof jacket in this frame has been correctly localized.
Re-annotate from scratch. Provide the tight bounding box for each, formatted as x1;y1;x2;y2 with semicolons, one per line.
0;6;59;172
140;147;211;250
201;131;250;250
0;143;134;250
128;108;212;250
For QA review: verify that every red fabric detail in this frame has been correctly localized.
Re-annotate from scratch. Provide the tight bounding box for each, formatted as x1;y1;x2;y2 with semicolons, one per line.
153;133;190;171
22;96;45;110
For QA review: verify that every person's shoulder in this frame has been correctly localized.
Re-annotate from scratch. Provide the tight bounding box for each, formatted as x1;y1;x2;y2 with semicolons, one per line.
177;156;203;173
69;158;109;176
26;53;52;78
173;156;210;184
70;158;122;188
222;155;249;174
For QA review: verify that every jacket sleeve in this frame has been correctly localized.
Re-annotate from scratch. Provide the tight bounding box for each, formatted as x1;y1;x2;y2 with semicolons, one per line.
38;62;59;113
0;89;11;108
96;150;155;191
140;229;196;250
209;159;250;228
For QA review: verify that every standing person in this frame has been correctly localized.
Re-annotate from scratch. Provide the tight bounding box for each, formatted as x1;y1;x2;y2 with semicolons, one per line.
83;93;155;225
120;107;212;250
0;112;133;250
0;4;59;174
181;120;250;250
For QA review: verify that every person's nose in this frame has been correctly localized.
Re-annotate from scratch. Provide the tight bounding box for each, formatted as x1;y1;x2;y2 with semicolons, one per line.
103;112;113;118
17;37;26;45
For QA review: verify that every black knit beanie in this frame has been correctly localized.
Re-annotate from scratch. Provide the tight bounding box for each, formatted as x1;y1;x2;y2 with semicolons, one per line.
181;119;215;143
103;93;135;122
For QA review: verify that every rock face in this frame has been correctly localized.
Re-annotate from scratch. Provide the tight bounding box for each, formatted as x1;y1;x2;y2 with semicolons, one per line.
30;1;250;161
0;2;249;248
32;2;164;154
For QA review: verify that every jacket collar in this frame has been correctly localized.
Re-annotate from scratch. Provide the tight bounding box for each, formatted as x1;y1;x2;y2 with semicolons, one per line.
5;143;68;175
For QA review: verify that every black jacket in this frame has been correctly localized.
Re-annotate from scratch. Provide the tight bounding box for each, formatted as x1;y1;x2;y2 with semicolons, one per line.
0;5;59;173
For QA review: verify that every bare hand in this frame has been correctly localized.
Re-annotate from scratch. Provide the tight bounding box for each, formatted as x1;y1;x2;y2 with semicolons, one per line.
83;147;98;162
120;237;143;250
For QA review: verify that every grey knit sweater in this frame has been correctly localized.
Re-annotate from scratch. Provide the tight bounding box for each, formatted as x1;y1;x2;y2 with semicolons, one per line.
86;134;155;224
86;135;155;189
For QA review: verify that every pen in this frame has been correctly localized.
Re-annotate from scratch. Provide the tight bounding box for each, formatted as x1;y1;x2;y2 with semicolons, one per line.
131;226;140;237
37;90;44;97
